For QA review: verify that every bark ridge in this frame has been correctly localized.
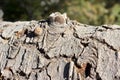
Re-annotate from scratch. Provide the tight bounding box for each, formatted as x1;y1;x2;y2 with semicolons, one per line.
0;13;120;80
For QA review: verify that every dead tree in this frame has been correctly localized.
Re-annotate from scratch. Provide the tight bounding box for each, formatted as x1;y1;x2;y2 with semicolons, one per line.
0;12;120;80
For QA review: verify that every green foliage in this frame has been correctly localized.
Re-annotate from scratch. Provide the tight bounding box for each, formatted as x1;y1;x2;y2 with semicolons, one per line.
65;0;120;25
1;0;120;25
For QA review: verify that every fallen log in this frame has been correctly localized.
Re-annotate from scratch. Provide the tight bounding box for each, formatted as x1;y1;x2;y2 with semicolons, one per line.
0;12;120;80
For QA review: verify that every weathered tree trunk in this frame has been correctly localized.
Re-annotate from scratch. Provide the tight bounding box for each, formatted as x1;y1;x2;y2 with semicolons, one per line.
0;13;120;80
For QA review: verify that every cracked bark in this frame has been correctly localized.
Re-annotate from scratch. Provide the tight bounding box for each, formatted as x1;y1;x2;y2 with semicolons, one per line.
0;19;120;80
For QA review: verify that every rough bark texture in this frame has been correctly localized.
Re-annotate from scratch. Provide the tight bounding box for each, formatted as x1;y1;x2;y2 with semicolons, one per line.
0;13;120;80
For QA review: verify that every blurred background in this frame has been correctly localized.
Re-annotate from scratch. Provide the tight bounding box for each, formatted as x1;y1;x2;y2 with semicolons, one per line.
0;0;120;25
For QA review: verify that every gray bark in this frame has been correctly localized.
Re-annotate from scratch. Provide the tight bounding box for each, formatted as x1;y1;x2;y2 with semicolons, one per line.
0;17;120;80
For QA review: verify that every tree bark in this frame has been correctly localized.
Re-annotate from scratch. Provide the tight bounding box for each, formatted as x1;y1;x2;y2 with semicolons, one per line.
0;19;120;80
